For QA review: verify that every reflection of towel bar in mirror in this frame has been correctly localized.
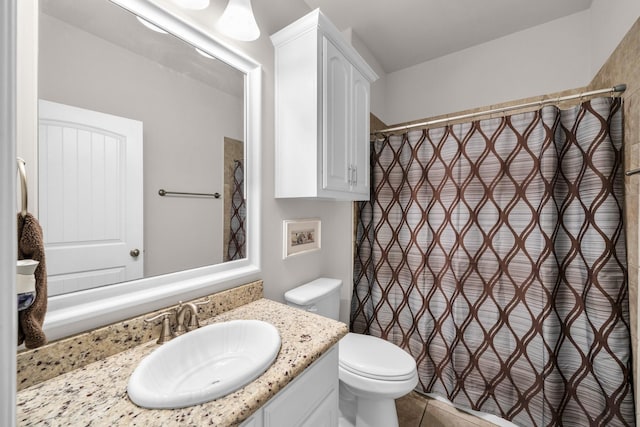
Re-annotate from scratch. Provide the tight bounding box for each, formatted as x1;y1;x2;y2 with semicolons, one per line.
626;168;640;176
17;157;28;217
158;189;221;199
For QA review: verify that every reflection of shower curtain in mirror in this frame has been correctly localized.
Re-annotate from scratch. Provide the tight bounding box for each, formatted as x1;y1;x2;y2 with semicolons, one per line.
227;160;246;260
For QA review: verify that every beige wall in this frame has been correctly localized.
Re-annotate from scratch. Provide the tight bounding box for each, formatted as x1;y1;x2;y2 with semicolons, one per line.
376;0;640;129
378;10;593;125
589;0;640;77
589;17;640;420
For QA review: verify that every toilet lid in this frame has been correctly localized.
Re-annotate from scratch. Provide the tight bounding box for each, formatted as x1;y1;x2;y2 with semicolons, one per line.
339;333;416;381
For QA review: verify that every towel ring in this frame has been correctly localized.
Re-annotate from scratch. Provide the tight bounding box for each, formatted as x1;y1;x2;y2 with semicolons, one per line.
17;157;28;218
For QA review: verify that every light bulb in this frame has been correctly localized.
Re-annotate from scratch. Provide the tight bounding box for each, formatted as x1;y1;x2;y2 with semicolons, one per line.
217;0;260;42
171;0;210;10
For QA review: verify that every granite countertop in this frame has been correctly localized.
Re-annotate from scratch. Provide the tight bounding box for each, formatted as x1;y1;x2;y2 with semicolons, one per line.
16;299;348;426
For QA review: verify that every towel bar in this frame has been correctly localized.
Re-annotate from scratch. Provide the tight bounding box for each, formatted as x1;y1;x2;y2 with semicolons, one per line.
158;189;221;199
626;168;640;176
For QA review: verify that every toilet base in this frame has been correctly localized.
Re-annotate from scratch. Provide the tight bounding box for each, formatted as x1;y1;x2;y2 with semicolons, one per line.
356;397;399;427
339;382;400;427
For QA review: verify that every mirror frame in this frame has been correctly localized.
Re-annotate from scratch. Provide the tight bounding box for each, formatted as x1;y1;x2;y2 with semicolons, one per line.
39;0;262;341
2;0;18;422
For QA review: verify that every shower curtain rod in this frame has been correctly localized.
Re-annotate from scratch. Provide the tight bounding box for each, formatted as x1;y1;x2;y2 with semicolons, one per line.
371;84;627;136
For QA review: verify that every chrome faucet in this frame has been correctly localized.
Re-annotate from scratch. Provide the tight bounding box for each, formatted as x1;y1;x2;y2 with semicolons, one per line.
174;301;200;336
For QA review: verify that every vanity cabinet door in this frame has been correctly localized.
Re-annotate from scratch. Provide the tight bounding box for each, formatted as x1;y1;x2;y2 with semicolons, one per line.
240;410;263;427
261;346;338;427
297;388;339;427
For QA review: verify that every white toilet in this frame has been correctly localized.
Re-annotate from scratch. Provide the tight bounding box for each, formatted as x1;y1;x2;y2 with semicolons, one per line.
284;278;418;427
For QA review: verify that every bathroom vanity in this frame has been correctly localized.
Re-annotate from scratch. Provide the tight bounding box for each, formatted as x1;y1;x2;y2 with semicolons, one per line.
240;347;338;426
16;293;347;426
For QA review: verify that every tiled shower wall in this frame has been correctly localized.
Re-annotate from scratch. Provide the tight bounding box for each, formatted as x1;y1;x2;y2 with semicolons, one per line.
589;17;640;420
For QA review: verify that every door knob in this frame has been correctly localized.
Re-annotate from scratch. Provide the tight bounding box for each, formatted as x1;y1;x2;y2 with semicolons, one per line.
130;249;141;258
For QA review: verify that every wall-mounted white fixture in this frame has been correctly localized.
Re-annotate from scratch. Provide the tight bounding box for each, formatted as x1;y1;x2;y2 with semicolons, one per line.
172;0;210;10
217;0;260;41
17;259;39;311
136;16;168;34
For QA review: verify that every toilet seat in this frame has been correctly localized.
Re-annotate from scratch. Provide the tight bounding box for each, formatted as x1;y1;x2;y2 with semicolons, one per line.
339;333;416;381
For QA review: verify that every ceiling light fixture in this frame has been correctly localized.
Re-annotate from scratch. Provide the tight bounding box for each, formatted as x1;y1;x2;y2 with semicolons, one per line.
136;17;168;34
172;0;210;10
217;0;260;42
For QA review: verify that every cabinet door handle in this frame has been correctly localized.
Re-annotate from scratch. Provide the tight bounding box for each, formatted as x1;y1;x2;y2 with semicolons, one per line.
348;165;353;185
352;165;357;186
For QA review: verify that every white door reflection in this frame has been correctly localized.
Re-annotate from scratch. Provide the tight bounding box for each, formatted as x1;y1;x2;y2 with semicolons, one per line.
38;99;143;295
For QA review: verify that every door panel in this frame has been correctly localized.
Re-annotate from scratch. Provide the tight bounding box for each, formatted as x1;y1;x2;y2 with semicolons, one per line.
351;67;370;197
323;37;351;192
38;99;143;296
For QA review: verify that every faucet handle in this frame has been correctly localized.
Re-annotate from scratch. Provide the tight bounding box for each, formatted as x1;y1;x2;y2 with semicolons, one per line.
191;298;211;327
194;298;211;306
188;298;211;330
144;312;174;344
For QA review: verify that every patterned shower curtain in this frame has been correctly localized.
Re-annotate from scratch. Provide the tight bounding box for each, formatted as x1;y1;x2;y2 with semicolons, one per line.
227;160;246;260
352;97;634;426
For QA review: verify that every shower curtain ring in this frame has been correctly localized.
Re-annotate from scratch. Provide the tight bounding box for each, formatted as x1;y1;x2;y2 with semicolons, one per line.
579;94;584;103
373;131;388;142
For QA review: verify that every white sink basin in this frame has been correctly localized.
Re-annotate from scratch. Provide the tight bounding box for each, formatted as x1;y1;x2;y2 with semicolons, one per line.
127;319;281;409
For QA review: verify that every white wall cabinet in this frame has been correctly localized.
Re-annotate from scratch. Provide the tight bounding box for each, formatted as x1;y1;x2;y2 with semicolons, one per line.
240;346;339;427
271;9;378;200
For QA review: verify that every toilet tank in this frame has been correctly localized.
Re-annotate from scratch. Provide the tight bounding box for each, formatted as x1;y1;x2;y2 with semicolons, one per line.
284;278;342;320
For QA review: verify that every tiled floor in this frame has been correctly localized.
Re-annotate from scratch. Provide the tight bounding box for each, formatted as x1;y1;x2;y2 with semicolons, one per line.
396;392;499;427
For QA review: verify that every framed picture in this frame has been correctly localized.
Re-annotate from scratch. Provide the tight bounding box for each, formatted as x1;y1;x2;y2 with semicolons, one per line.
283;218;321;259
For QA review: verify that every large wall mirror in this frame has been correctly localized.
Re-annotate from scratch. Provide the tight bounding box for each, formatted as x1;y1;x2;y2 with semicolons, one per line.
25;0;261;342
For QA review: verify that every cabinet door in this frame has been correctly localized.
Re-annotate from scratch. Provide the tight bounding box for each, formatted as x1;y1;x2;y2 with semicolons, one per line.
263;347;338;427
239;410;263;427
323;37;351;193
351;67;370;198
299;389;338;427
